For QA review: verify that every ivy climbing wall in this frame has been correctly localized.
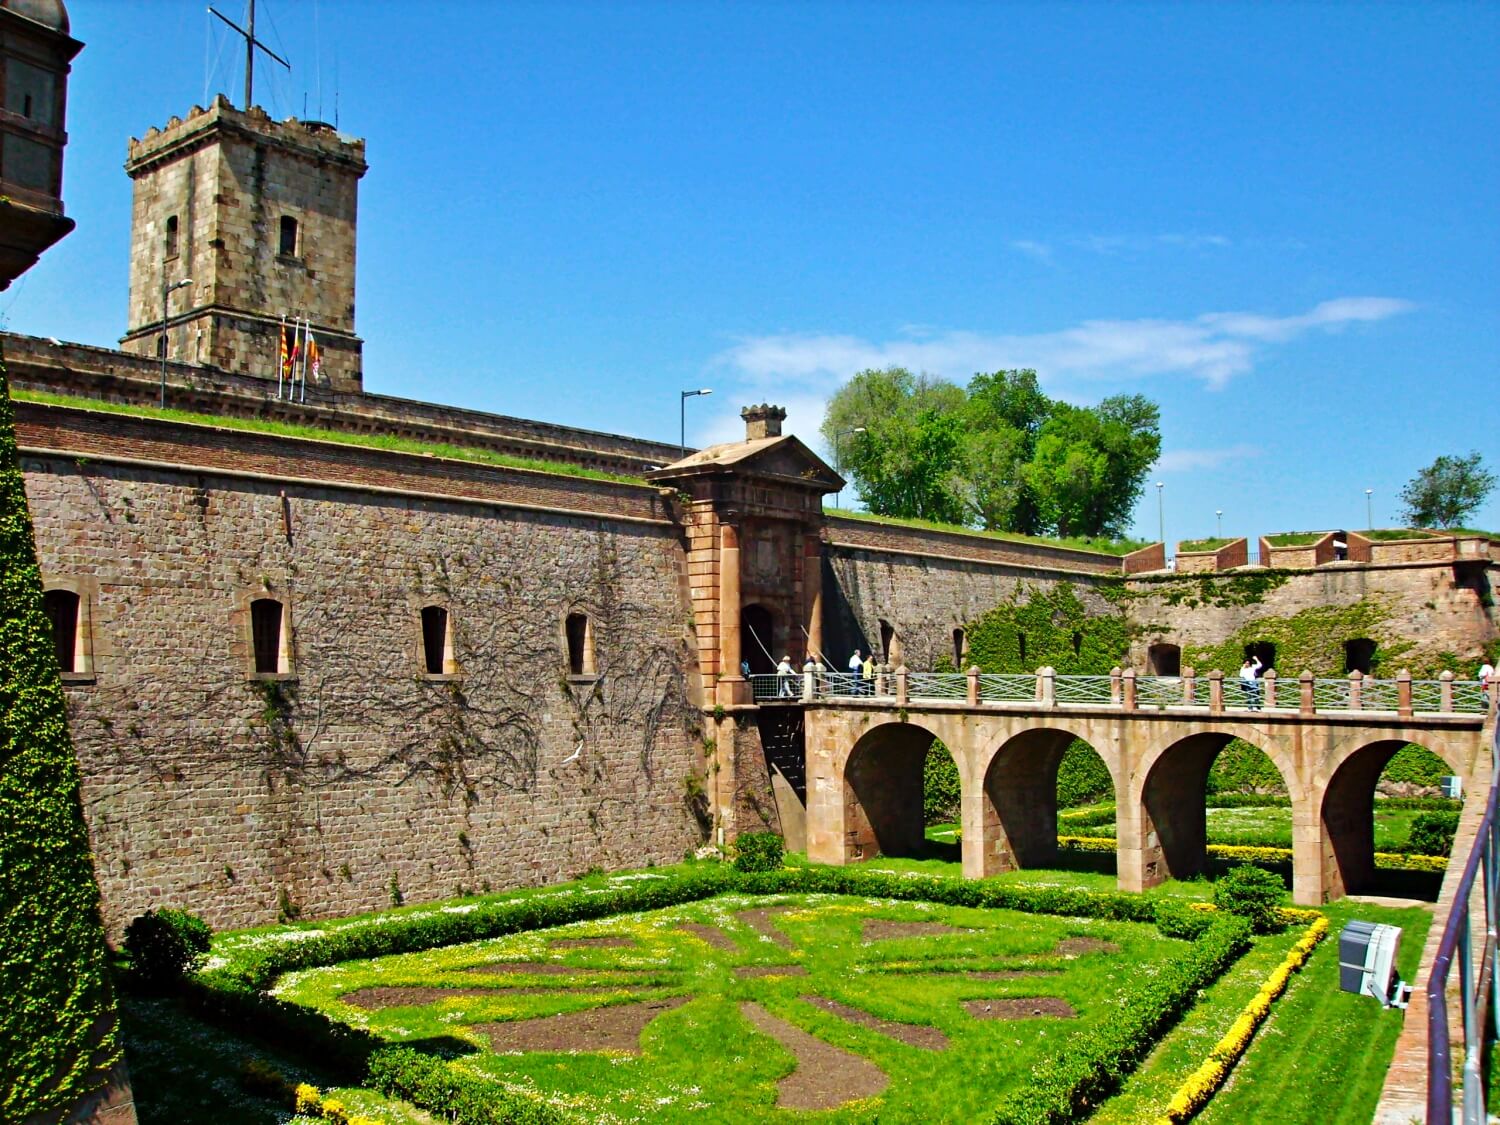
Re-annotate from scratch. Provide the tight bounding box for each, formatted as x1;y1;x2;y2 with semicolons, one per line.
0;363;133;1122
22;453;706;935
1124;567;1499;679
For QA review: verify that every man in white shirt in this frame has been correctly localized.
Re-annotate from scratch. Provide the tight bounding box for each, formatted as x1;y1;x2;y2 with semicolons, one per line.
776;655;795;697
848;648;864;694
1480;660;1495;708
1239;656;1263;710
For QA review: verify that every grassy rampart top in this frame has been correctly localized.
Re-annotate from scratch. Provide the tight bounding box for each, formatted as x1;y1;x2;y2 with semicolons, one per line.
12;389;651;488
825;506;1147;558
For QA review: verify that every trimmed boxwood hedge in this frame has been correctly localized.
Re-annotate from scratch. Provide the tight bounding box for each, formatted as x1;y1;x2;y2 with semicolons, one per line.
188;864;1209;1125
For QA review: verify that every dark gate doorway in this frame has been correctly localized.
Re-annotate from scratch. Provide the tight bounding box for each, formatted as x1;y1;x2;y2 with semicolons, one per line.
742;604;777;675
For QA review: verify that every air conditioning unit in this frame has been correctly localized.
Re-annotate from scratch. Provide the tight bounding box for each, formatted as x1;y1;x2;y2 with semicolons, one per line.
1339;921;1409;1008
1441;776;1463;799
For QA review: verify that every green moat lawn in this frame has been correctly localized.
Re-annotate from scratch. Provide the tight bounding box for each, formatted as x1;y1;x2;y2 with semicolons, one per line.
122;861;1431;1125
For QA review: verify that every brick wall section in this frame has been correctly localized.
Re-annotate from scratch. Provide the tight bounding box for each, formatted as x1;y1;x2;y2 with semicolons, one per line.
5;332;686;477
1126;564;1499;672
14;400;676;526
22;452;705;936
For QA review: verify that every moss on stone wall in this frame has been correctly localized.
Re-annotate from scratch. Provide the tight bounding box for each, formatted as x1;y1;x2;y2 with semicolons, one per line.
0;357;122;1117
1128;570;1292;610
959;582;1133;675
1175;599;1415;678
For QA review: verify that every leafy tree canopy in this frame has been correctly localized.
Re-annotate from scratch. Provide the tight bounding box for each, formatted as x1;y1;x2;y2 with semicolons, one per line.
1398;452;1495;528
821;367;1161;538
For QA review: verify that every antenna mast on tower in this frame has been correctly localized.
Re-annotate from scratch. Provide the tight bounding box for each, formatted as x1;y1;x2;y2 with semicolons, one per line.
208;0;290;109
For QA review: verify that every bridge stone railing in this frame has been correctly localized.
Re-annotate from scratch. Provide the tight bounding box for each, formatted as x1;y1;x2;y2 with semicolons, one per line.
806;667;1494;719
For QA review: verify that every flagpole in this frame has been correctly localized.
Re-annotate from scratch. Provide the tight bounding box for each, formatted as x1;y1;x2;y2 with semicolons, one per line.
299;317;309;404
277;315;285;399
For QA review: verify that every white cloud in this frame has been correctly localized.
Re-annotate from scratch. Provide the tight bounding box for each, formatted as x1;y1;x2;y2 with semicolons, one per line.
1010;239;1055;264
1073;233;1232;254
1156;444;1261;472
714;297;1414;393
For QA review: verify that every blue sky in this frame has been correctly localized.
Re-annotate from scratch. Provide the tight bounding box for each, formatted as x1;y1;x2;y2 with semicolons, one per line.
7;1;1497;543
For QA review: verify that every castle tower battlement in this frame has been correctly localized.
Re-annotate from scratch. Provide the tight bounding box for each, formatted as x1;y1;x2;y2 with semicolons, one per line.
119;94;367;393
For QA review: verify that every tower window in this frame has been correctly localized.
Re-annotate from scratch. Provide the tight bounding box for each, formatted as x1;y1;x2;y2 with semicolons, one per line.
165;215;179;258
565;612;595;676
879;619;895;664
250;598;285;675
279;215;299;257
421;606;451;675
42;589;80;674
952;627;966;669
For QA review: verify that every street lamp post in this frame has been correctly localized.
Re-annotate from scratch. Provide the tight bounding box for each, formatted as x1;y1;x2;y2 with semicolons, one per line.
833;426;866;509
679;388;712;457
1365;489;1373;530
159;276;193;409
1156;481;1165;547
1216;510;1223;537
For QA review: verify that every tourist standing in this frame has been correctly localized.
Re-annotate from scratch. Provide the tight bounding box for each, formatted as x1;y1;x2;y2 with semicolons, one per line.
1239;656;1263;710
776;655;796;698
1480;659;1495;708
848;648;864;694
862;651;876;695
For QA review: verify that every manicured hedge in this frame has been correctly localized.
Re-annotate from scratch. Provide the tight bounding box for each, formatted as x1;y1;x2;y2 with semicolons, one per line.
367;1047;565;1125
0;356;122;1117
990;915;1252;1124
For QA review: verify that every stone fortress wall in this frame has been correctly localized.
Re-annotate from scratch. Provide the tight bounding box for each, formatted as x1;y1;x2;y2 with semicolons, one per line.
18;408;706;936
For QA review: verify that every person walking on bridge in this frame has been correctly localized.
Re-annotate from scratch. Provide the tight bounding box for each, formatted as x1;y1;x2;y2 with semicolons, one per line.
1239;656;1263;710
848;648;865;695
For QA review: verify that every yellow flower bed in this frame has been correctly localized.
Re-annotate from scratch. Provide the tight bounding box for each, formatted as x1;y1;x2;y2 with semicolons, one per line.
1156;915;1330;1123
1056;836;1448;873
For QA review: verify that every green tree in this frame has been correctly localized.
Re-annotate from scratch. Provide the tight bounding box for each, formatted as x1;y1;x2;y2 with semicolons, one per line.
1398;452;1495;528
820;367;968;523
821;367;1161;539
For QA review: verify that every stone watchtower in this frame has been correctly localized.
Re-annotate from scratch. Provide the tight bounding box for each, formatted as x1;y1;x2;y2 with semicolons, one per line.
118;95;367;393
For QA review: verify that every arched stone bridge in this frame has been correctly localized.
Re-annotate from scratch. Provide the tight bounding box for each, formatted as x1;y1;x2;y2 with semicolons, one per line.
796;669;1495;905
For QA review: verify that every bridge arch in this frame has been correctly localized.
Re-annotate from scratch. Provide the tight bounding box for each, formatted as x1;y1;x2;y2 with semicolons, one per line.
1127;729;1299;886
841;720;954;862
1319;737;1462;899
976;727;1113;876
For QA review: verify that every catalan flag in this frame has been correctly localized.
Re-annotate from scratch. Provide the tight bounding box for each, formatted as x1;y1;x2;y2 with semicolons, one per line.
307;329;321;385
279;320;294;380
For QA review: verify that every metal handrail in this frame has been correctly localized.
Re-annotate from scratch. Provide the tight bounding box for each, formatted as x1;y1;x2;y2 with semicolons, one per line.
1425;718;1500;1123
797;669;1492;718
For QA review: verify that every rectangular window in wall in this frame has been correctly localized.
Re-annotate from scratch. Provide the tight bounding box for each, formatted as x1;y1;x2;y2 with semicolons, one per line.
42;589;79;673
421;606;449;675
251;598;283;675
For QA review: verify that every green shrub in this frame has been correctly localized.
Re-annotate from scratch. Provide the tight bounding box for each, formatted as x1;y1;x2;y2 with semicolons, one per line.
924;741;962;823
1212;865;1286;933
1206;739;1287;796
1405;812;1459;856
367;1046;564;1124
1154;899;1212;940
1057;742;1113;807
125;907;213;989
732;832;785;873
1379;745;1451;790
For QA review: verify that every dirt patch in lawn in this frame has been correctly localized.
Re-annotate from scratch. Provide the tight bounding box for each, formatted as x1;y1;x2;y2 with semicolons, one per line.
469;961;578;976
342;985;638;1009
1055;937;1120;957
802;996;948;1050
734;964;808;979
675;923;739;951
862;920;973;942
737;908;796;948
963;997;1077;1020
340;986;497;1009
476;996;690;1055
550;936;634;949
965;968;1063;981
740;1002;889;1109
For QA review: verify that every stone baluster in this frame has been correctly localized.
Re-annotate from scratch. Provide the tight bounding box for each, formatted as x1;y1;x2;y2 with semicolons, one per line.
1263;668;1278;710
876;663;889;698
1349;669;1363;711
1122;668;1137;711
802;668;815;702
896;665;908;707
1397;669;1413;718
967;665;980;706
1182;667;1196;706
1038;666;1056;708
1299;670;1315;716
1208;669;1224;713
1439;670;1454;714
1110;667;1123;705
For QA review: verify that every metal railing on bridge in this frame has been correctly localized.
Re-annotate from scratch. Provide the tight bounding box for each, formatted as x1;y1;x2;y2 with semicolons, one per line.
796;666;1492;719
1425;715;1500;1123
